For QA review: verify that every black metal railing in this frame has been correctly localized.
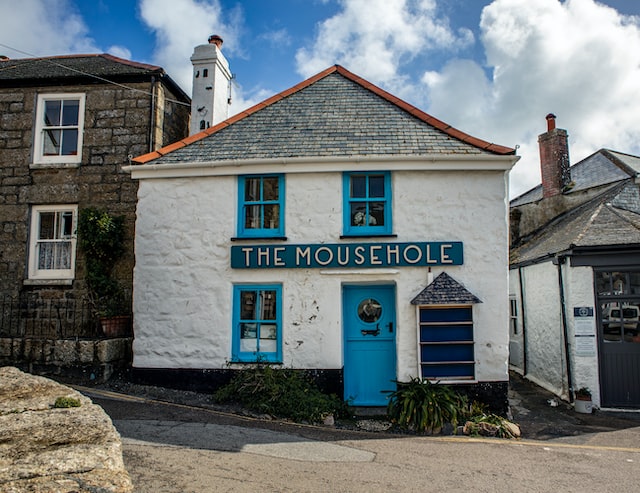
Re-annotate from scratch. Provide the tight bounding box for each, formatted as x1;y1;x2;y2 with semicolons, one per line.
0;295;103;339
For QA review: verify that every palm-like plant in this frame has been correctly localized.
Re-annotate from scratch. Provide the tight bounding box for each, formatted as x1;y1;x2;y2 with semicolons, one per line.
387;377;467;433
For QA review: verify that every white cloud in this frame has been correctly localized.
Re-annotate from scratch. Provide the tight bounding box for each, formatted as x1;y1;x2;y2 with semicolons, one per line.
0;0;99;57
295;0;473;97
422;0;640;197
106;45;132;60
139;0;244;95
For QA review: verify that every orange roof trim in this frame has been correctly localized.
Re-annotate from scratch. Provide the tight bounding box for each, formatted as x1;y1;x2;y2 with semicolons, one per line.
132;65;514;164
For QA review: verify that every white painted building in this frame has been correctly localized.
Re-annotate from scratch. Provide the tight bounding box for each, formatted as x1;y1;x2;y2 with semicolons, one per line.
127;48;518;410
510;115;640;409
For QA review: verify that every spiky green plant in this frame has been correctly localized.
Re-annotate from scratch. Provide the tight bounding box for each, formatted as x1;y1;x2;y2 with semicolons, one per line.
386;377;467;433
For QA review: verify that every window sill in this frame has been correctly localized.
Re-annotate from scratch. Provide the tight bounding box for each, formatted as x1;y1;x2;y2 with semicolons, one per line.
23;279;74;286
30;162;81;169
340;234;398;239
229;359;283;365
231;236;288;242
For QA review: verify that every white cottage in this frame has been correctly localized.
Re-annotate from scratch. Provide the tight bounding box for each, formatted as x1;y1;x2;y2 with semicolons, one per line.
510;115;640;409
127;39;518;411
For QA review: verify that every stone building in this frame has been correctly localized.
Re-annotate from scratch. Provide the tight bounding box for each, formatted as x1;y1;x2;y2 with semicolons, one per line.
127;58;518;412
510;114;640;409
0;53;190;379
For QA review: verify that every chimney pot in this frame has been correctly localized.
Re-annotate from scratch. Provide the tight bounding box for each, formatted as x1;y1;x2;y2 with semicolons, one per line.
546;113;556;132
208;35;223;49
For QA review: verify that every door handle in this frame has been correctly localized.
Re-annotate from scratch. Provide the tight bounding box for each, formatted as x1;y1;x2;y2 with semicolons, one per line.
361;326;380;336
387;322;393;333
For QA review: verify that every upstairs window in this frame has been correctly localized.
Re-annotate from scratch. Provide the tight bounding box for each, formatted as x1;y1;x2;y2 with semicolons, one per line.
343;172;392;236
237;175;285;238
28;205;78;280
232;285;282;363
34;93;85;165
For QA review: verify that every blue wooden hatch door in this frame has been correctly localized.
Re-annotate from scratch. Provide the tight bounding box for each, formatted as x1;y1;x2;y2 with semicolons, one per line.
343;285;397;406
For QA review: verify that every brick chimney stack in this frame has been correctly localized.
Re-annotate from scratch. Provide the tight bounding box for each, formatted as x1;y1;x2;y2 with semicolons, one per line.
538;114;570;198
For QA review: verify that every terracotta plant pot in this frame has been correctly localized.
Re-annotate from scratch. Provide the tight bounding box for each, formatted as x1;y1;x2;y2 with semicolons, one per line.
100;315;131;337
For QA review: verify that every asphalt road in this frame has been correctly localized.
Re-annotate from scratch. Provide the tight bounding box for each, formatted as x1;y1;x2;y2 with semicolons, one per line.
84;388;640;493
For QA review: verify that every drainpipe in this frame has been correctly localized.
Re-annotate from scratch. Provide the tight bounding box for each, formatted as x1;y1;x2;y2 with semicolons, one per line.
518;267;528;375
149;76;157;152
555;255;574;402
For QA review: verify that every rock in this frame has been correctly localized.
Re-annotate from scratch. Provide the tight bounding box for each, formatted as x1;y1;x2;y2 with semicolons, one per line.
502;420;521;438
0;366;132;492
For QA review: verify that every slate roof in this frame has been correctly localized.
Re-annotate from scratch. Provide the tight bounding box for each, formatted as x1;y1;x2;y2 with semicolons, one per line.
134;65;514;165
0;54;188;100
410;272;482;305
511;149;635;207
510;181;640;265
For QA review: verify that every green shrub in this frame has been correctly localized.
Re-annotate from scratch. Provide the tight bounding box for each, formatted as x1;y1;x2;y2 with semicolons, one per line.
54;396;81;408
386;377;467;433
213;365;350;424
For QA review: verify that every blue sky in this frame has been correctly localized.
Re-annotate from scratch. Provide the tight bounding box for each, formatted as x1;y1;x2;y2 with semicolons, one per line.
2;0;639;196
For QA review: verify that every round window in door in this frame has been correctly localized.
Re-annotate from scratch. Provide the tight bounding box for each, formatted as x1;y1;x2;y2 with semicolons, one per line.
357;298;382;323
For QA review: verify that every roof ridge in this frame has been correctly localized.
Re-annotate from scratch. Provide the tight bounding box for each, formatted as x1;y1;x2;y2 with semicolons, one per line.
133;65;515;165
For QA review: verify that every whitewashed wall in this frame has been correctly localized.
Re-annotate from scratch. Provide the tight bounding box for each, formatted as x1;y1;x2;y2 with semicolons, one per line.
508;269;525;371
510;261;602;405
563;265;600;406
132;166;510;383
517;261;568;398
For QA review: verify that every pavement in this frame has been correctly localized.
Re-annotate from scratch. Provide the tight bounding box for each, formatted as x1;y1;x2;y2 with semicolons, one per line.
507;372;640;443
77;375;640;492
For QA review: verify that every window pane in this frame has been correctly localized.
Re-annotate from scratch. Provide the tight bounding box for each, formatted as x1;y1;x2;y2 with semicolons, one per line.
350;203;367;226
370;202;384;226
261;290;277;320
612;272;628;295
369;175;385;198
43;129;61;155
39;212;56;239
44;100;61;126
260;324;277;340
61;129;78;155
240;323;258;352
244;178;261;201
244;205;261;229
263;204;279;229
240;291;257;320
630;272;640;295
263;177;279;201
60;211;73;237
61;100;79;125
596;271;611;296
351;176;366;198
602;302;623;342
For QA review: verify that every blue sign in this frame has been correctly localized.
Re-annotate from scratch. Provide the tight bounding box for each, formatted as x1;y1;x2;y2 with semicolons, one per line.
231;241;463;269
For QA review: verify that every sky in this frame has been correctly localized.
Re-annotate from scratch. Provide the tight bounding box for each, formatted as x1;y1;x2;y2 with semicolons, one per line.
1;0;640;198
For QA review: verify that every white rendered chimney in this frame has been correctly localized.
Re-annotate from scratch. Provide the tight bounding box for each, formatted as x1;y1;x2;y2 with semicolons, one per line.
190;35;232;135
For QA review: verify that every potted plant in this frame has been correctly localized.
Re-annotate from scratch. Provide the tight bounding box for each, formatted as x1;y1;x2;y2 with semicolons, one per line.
77;207;130;337
573;387;593;414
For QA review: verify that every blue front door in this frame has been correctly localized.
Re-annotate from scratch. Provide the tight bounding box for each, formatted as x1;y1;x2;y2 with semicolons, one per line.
343;285;397;406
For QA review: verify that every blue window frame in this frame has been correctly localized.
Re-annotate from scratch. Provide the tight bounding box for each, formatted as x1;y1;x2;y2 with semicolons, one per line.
237;175;284;237
232;284;282;362
418;306;475;380
343;172;392;236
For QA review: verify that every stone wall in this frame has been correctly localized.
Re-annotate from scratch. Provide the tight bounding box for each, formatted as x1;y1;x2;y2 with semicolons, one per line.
0;366;132;492
0;80;189;302
0;337;132;384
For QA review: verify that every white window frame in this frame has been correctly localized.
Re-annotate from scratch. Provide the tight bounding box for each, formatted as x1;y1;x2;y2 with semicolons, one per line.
28;205;78;280
33;93;85;165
